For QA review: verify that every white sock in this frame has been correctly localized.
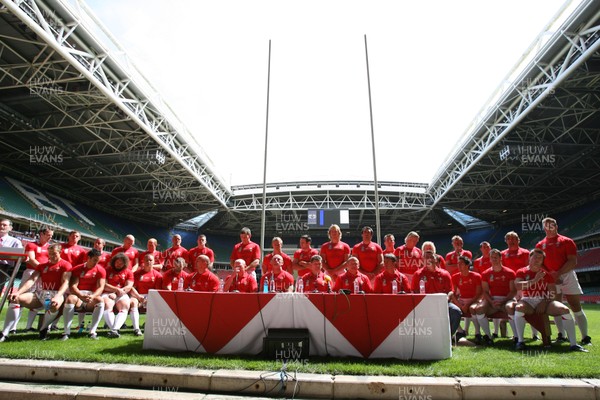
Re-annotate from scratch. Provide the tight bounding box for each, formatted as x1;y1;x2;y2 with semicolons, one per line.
554;316;566;337
40;310;59;331
103;310;115;330
2;303;21;336
89;303;104;334
130;308;140;331
113;310;128;331
464;318;471;335
507;314;517;338
531;326;539;336
473;317;481;335
78;312;86;329
574;310;588;338
562;313;577;346
514;311;526;343
477;314;491;337
25;308;38;330
63;304;75;335
493;318;500;335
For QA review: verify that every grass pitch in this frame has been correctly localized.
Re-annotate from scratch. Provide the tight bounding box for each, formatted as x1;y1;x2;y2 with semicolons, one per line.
0;304;597;378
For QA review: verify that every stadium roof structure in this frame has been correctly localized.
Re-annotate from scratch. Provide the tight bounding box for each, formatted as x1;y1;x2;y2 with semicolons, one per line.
1;0;600;240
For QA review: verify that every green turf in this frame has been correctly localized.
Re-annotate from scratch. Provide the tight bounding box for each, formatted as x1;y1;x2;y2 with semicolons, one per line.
0;304;597;378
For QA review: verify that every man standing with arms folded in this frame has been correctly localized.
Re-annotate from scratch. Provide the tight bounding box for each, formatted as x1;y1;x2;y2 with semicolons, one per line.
536;217;591;345
395;231;422;284
111;235;139;272
352;226;383;281
188;234;215;269
163;234;188;271
262;237;293;274
293;234;319;277
320;224;350;278
231;227;261;275
445;235;472;277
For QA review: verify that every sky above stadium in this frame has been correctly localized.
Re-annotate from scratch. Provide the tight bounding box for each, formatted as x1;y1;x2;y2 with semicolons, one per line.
84;0;571;187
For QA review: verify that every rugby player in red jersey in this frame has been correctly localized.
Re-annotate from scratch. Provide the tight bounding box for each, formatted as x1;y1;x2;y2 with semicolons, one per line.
382;234;396;255
299;255;332;293
223;259;258;293
293;234;319;277
536;217;590;345
0;243;71;341
444;235;473;277
351;226;384;280
395;231;422;284
187;234;215;271
110;235;139;272
332;256;373;293
373;254;410;294
163;234;188;271
262;237;293;275
185;255;220;292
230;227;261;275
501;231;536;339
162;257;189;291
320;224;350;278
502;232;530;273
449;256;483;343
475;249;517;342
513;248;587;352
60;230;86;268
473;241;492;274
103;252;134;338
138;238;163;271
61;249;106;340
130;253;163;336
19;226;54;332
421;241;446;269
260;254;295;293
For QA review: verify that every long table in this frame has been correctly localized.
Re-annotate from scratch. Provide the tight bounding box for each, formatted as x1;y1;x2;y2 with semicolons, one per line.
143;290;452;360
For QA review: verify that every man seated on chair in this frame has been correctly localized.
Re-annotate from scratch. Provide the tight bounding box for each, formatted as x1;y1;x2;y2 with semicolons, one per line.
512;248;587;352
0;243;71;342
260;254;294;293
373;253;410;294
449;256;484;344
61;249;106;341
223;259;257;293
474;249;517;343
299;255;332;293
130;253;163;336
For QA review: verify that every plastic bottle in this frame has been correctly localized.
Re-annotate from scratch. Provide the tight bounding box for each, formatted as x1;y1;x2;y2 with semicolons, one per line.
219;278;224;292
44;291;51;311
353;279;360;294
419;278;426;294
269;277;275;293
391;280;398;294
177;276;184;291
297;278;304;293
263;277;269;293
